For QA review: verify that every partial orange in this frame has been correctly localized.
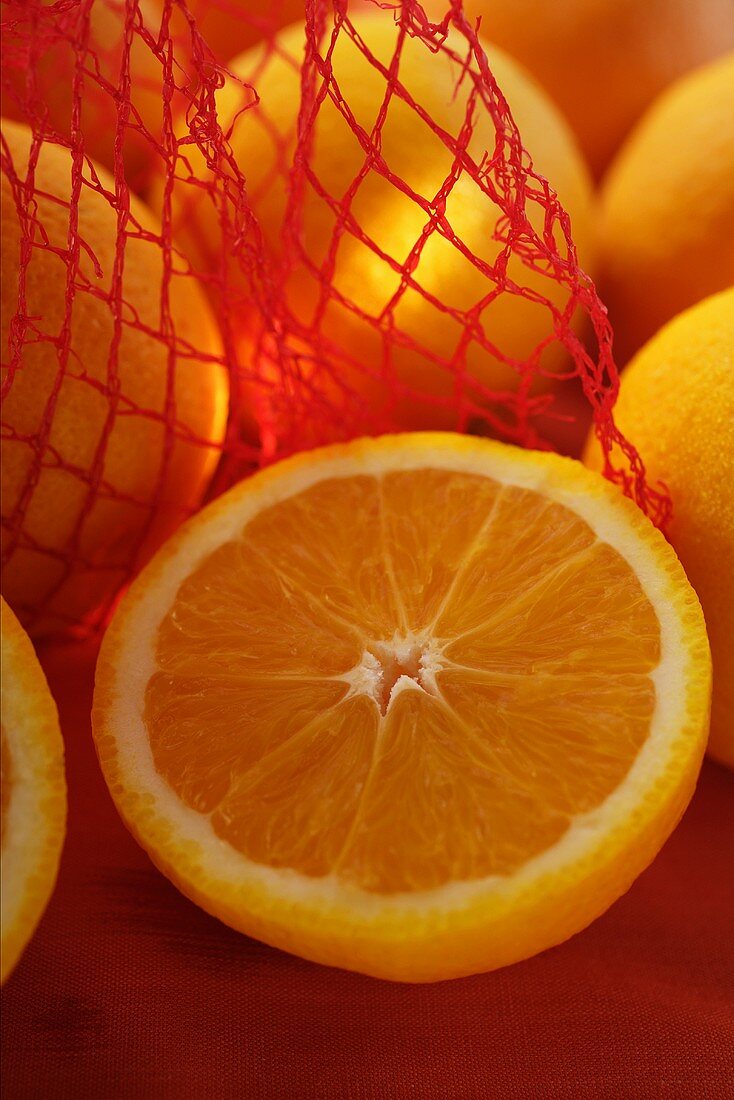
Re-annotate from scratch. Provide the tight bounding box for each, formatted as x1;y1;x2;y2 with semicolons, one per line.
1;118;228;635
599;54;734;362
585;289;734;769
1;598;66;983
464;0;734;177
1;0;164;188
93;434;710;981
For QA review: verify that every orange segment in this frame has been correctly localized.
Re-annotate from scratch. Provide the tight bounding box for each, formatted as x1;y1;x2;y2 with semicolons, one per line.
439;669;655;817
145;675;349;814
240;476;405;637
154;536;361;678
93;434;711;981
434;489;598;640
445;541;662;675
379;470;502;631
334;688;569;893
212;696;379;877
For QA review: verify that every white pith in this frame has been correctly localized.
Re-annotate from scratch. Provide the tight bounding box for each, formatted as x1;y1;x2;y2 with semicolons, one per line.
101;436;699;923
342;633;445;714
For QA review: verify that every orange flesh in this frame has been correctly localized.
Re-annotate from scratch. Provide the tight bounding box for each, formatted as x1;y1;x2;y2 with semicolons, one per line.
145;470;660;894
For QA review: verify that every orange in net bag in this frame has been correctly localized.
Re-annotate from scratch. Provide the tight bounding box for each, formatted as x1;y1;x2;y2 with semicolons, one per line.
1;0;670;637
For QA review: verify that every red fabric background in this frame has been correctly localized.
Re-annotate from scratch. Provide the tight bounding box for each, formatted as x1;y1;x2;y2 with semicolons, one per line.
2;639;733;1098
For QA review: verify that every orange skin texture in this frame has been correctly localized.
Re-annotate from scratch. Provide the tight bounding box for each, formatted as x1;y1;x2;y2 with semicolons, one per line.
584;289;734;770
460;0;734;178
1;119;229;635
599;54;734;364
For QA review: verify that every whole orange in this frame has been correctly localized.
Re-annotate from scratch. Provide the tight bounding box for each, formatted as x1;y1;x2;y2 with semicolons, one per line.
462;0;734;177
168;14;595;432
584;288;734;770
1;119;229;635
598;54;734;363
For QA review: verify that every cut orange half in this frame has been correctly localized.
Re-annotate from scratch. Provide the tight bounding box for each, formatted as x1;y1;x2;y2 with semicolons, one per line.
92;434;711;982
1;598;66;984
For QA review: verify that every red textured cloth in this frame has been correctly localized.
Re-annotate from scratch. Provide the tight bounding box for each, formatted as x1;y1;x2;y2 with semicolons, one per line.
2;640;733;1098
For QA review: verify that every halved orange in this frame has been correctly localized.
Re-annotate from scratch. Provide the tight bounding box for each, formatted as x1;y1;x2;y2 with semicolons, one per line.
92;434;710;982
1;598;66;983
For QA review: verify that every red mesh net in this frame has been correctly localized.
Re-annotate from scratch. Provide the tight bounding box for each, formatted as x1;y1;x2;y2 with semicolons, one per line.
1;0;671;637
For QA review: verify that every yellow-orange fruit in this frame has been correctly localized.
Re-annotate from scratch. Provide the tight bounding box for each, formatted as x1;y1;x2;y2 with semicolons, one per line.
462;0;734;177
92;433;710;980
599;54;734;363
1;118;229;635
169;15;595;430
584;288;734;769
1;597;66;984
1;0;166;189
